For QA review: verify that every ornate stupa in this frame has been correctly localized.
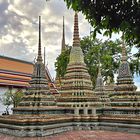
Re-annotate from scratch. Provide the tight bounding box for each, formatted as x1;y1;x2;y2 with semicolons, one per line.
110;41;140;108
57;13;101;109
94;65;110;107
13;16;57;115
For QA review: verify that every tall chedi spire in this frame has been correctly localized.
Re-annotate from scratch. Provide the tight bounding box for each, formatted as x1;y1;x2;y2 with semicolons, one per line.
37;16;43;62
55;16;66;90
69;12;84;64
73;12;80;47
29;16;48;89
121;41;127;63
57;12;101;111
110;38;138;109
13;16;56;115
61;16;66;52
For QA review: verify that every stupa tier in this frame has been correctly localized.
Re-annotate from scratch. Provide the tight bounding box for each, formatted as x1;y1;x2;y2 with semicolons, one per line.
110;42;140;108
57;13;102;108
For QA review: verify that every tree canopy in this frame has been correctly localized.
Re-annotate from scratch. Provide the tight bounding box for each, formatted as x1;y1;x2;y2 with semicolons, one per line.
55;45;71;78
64;0;140;48
81;38;122;87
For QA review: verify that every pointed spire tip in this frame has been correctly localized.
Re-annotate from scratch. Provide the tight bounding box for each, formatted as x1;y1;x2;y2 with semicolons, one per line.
73;12;80;47
37;16;42;61
121;37;127;63
61;15;66;52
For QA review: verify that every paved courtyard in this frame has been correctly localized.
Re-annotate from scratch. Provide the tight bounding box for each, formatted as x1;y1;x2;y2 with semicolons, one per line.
0;130;140;140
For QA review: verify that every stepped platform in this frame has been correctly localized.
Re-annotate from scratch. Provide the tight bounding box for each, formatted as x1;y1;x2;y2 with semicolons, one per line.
0;114;140;137
0;130;140;140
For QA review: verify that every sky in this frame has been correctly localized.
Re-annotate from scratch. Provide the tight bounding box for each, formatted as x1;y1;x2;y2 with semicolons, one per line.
0;0;94;77
0;0;140;89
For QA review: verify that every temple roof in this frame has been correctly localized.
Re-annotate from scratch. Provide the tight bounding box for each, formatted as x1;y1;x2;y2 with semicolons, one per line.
0;55;33;74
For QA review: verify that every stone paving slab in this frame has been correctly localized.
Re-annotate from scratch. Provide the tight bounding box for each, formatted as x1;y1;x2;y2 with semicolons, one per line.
0;130;140;140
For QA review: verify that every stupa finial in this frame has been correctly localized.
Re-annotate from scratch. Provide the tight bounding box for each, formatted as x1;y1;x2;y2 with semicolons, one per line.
95;52;104;90
98;54;101;77
73;12;80;47
98;64;102;77
121;34;127;63
95;62;104;91
61;16;66;52
37;16;43;62
44;47;46;66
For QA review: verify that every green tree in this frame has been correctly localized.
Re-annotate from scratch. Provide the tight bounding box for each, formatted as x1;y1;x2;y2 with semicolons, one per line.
11;90;24;108
55;45;71;82
64;0;140;48
81;37;122;87
0;91;12;114
0;89;24;113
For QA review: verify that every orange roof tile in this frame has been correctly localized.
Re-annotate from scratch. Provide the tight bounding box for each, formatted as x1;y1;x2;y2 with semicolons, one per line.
0;56;33;74
0;73;31;81
0;79;29;87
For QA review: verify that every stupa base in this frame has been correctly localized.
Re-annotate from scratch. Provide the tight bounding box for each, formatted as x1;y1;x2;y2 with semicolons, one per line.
0;114;140;137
